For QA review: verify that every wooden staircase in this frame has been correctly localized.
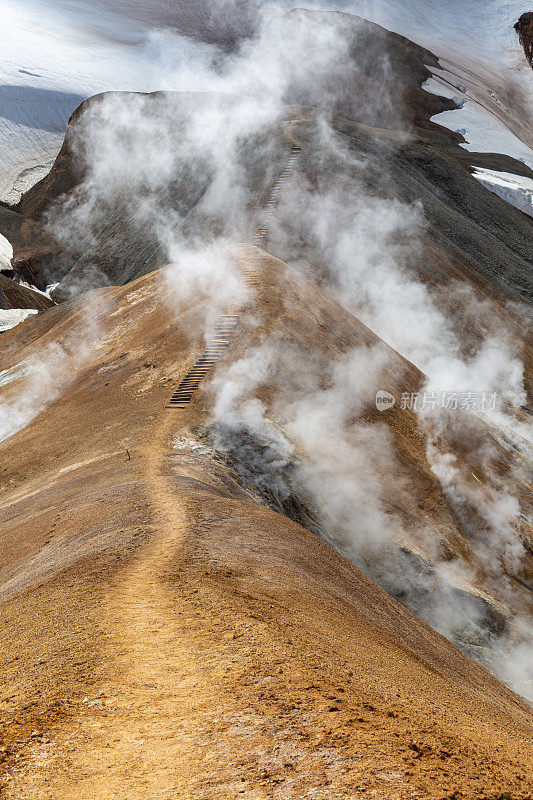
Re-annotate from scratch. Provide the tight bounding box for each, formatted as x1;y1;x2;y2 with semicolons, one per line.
166;315;239;408
167;122;303;409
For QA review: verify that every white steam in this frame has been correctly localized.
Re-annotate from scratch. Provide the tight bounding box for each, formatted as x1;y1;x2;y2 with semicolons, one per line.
18;5;532;699
0;298;105;442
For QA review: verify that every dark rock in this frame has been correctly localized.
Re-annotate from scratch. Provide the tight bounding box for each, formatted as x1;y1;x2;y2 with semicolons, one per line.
515;12;533;66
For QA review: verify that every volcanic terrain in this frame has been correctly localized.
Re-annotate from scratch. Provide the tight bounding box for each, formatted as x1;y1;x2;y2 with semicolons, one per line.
0;5;532;799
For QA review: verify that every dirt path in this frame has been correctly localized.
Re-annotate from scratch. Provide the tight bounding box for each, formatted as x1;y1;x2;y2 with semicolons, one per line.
4;406;533;799
5;411;234;798
9;408;322;799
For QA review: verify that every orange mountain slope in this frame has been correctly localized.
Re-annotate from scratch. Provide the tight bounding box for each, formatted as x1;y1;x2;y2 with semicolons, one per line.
0;249;531;798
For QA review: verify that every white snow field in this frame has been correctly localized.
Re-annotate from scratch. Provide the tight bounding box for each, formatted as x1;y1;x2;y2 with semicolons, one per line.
0;0;204;204
342;1;529;67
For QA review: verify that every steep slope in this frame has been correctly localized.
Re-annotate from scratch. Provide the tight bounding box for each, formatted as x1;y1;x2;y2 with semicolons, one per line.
0;6;531;795
7;10;461;297
10;94;533;305
0;257;531;797
0;274;53;311
343;0;533;152
259;112;533;304
2;9;530;668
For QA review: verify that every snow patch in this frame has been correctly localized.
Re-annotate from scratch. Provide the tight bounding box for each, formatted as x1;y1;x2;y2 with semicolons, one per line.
0;309;38;333
45;282;59;296
0;364;29;388
472;168;533;217
423;76;533;170
16;279;53;299
0;234;13;271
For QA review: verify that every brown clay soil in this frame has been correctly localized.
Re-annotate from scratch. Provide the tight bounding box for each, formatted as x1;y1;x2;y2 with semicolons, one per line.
0;251;532;798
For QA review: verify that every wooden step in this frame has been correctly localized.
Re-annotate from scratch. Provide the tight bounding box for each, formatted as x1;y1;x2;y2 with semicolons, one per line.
168;150;301;409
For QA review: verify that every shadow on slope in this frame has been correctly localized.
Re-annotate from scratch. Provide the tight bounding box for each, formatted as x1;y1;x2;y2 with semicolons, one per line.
0;85;85;134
